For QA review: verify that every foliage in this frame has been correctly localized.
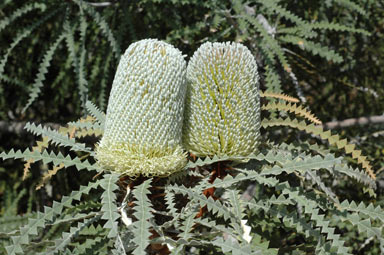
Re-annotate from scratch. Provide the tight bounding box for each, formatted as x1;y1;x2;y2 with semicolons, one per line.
1;0;384;254
0;93;382;254
1;0;382;121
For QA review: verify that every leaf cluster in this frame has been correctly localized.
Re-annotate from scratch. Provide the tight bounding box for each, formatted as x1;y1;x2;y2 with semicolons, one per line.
0;98;381;254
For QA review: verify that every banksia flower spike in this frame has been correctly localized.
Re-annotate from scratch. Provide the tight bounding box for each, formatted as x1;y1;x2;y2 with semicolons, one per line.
183;42;260;157
96;39;187;177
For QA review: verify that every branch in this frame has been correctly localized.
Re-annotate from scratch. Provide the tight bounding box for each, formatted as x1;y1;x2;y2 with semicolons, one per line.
83;1;115;7
321;115;384;129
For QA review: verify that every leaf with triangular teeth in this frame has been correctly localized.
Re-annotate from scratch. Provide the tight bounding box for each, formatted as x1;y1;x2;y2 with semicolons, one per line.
320;130;332;139
357;219;372;235
340;200;384;223
262;101;321;124
262;116;376;180
5;179;102;254
85;101;105;126
24;122;92;153
336;139;348;149
12;234;28;246
344;144;355;153
352;150;362;158
340;200;349;207
99;173;120;238
26;221;38;236
52;201;63;214
70;191;82;201
328;135;340;145
131;179;153;254
357;155;366;164
6;243;24;255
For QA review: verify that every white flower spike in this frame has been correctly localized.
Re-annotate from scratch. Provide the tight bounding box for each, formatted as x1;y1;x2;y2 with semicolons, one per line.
96;39;187;177
183;42;260;157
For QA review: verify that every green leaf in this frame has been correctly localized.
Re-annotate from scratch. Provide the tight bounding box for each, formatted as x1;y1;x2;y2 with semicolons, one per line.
0;3;46;34
226;189;245;238
211;171;279;189
44;215;101;255
259;153;342;176
74;0;121;60
340;212;384;252
280;35;343;63
212;237;255;255
0;6;62;79
261;116;376;180
259;0;305;25
5;180;101;254
178;214;196;242
24;122;93;154
0;149;100;172
63;16;89;110
277;183;351;254
23;33;65;112
100;173;120;238
332;0;366;15
339;200;384;223
167;184;232;221
85;101;106;127
77;9;89;109
243;14;290;71
132;179;153;255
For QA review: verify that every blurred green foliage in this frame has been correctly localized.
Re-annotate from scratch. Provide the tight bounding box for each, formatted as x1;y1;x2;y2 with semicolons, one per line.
1;0;382;122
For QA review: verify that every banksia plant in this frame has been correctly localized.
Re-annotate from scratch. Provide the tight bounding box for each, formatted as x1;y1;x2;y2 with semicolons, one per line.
183;42;260;157
1;40;383;255
96;39;187;177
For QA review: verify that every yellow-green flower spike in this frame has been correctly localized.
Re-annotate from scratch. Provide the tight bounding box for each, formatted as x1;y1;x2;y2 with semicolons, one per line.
183;42;260;157
96;39;187;177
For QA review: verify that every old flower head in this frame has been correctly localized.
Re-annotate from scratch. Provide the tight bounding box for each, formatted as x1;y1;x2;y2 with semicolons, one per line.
96;39;187;177
183;42;260;157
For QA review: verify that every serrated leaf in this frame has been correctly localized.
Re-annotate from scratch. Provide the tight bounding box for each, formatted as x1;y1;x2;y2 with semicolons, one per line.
0;3;46;33
167;184;232;221
24;122;93;154
23;33;65;111
260;153;342;176
261;116;376;180
132;179;153;255
5;180;101;254
100;173;120;238
85;101;105;127
45;215;101;255
0;7;61;81
73;0;121;60
212;237;256;255
262;101;321;124
0;148;100;172
211;171;278;189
